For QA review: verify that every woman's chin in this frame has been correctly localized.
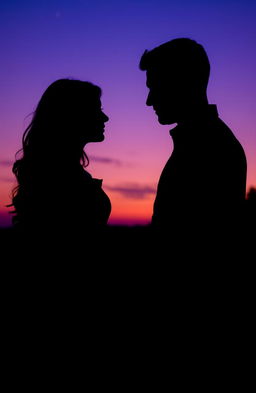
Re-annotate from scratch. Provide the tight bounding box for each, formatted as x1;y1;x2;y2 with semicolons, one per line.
97;134;105;142
85;133;105;143
92;134;105;142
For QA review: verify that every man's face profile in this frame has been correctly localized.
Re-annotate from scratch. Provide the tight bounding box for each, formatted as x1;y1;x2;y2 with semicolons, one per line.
146;68;183;125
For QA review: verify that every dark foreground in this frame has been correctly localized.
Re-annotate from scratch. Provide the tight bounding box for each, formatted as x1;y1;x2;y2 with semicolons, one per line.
1;221;255;389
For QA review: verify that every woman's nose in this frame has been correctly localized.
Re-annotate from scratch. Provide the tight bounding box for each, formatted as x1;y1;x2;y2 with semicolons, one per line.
103;112;109;122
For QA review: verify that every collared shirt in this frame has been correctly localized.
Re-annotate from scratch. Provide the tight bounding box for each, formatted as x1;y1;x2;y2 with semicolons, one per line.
152;105;247;229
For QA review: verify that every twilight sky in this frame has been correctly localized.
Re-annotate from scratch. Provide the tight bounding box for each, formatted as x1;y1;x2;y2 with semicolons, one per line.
0;0;255;226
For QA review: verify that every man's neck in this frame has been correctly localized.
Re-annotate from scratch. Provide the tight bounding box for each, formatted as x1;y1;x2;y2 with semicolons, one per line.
177;100;211;126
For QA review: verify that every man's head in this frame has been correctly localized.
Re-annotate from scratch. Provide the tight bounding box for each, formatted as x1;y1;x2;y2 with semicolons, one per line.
139;38;210;124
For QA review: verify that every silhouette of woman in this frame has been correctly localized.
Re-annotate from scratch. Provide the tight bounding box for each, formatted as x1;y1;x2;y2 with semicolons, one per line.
9;79;111;238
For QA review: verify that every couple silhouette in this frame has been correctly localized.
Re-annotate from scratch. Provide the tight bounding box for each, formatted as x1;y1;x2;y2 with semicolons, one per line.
4;39;252;366
9;38;247;245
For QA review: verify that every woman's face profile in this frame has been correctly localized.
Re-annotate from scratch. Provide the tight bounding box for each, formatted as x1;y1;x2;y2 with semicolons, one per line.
75;97;109;145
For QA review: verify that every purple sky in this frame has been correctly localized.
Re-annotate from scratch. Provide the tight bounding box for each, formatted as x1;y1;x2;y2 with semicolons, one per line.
0;0;255;226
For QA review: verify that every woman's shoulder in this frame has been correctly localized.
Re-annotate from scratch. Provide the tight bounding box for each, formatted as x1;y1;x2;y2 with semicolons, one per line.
79;171;105;194
92;178;103;187
81;169;93;180
82;169;102;185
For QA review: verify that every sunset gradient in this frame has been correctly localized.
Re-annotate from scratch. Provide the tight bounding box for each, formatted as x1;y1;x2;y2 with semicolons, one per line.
1;0;255;226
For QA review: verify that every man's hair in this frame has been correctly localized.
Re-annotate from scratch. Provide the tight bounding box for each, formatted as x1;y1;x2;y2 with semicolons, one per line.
139;38;210;89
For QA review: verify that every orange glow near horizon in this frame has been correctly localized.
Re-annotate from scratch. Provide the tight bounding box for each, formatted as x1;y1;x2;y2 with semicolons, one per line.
1;155;255;228
107;194;154;225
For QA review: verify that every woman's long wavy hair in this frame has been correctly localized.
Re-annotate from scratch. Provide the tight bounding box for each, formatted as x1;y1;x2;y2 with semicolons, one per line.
9;78;102;225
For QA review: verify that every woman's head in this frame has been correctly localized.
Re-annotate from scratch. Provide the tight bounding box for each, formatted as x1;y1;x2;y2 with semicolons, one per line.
9;79;109;225
31;79;109;151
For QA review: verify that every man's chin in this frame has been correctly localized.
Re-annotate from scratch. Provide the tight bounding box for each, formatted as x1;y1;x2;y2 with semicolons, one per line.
157;115;176;125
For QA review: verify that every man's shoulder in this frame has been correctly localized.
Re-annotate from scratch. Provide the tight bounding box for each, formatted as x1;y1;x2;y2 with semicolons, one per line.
213;117;238;140
216;118;245;154
205;117;245;156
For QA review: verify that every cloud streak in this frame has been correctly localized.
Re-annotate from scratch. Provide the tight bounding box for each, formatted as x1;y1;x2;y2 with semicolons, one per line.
105;183;156;199
90;155;124;166
1;156;131;168
0;160;13;167
0;177;14;183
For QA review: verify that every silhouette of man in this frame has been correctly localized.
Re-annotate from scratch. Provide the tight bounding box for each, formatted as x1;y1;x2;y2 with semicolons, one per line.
139;38;247;235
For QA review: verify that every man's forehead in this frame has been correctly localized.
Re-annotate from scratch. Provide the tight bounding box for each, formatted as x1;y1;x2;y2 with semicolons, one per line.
146;69;172;87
